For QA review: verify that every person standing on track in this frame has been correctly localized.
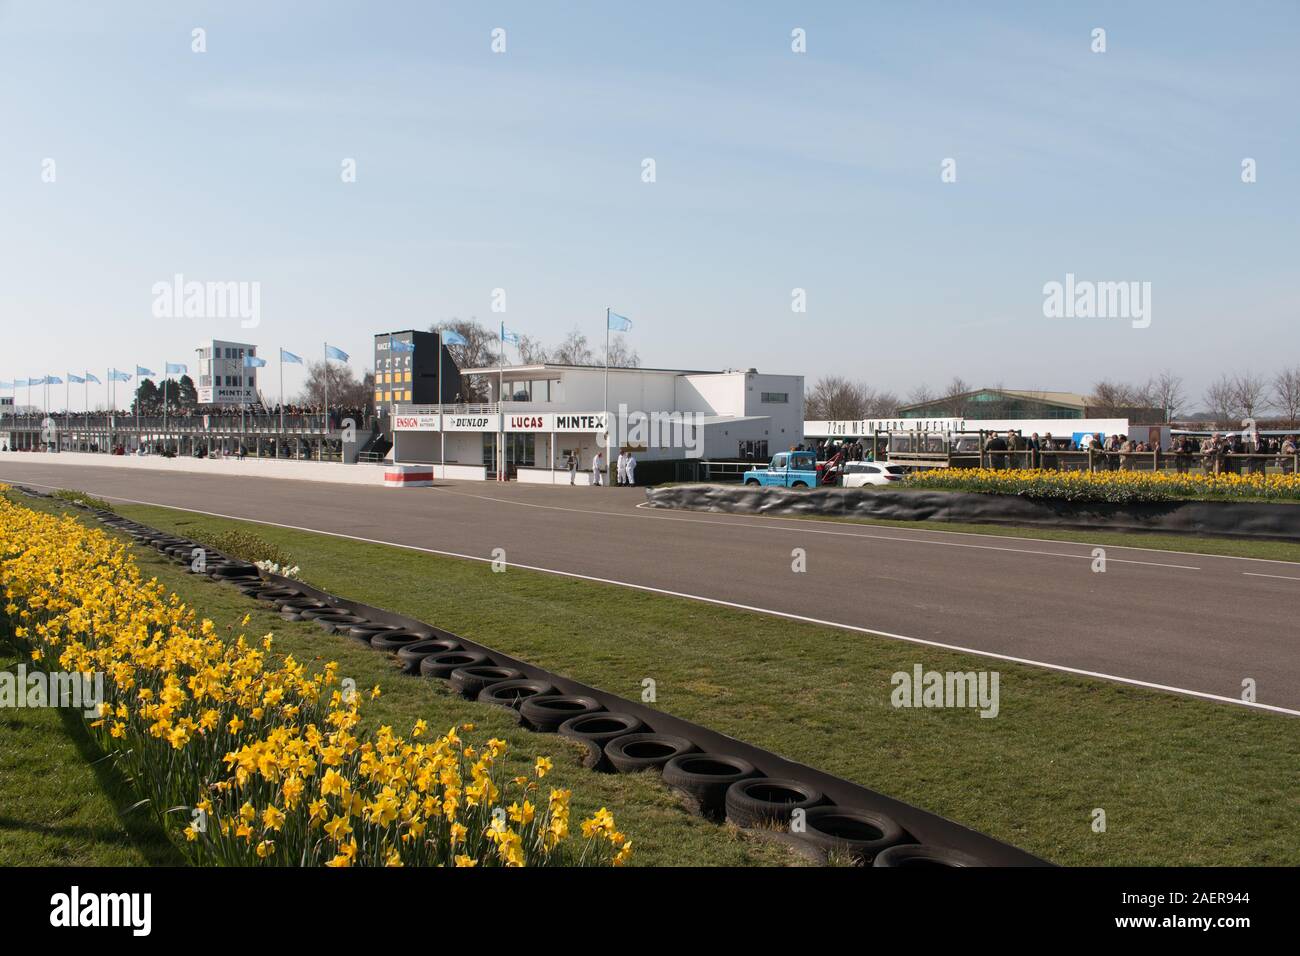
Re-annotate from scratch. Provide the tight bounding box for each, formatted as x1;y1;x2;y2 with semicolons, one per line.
616;449;628;486
625;451;636;486
592;449;604;486
566;449;577;485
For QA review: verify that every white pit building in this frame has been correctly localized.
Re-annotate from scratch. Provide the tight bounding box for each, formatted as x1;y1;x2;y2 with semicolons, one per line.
391;363;803;483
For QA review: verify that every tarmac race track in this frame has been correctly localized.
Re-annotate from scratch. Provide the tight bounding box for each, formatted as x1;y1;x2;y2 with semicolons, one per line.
3;458;1298;715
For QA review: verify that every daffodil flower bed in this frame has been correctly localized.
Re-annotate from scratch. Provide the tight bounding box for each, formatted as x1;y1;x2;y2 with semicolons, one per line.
0;489;630;867
901;468;1300;504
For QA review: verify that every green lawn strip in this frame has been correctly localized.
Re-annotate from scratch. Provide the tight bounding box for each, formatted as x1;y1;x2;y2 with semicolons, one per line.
9;494;800;868
112;500;1300;867
0;637;181;867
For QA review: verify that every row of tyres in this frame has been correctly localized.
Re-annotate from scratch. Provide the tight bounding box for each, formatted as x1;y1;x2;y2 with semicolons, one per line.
78;500;1044;868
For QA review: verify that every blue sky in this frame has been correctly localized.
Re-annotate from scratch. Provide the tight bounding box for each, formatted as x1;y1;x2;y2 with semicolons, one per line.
2;1;1296;409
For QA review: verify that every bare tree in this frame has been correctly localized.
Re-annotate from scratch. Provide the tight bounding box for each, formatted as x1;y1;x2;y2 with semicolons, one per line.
1202;375;1238;427
297;361;372;411
862;388;900;417
1272;367;1300;427
430;319;501;370
940;377;972;417
429;318;505;401
906;384;935;407
1150;370;1185;422
1088;379;1141;416
543;328;589;365
515;334;548;365
604;336;641;368
1231;371;1269;421
804;376;868;420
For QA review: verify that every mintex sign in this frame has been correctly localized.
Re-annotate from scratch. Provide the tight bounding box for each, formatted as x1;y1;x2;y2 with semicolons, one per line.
504;413;606;433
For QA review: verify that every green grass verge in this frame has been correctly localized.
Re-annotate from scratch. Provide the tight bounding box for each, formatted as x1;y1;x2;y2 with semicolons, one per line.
100;498;1300;867
1;494;802;868
0;637;181;866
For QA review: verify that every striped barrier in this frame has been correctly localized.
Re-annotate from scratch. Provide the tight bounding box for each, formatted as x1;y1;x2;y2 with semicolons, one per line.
383;464;434;488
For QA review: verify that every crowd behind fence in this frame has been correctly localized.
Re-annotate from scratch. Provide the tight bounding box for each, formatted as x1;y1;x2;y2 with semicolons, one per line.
805;430;1300;476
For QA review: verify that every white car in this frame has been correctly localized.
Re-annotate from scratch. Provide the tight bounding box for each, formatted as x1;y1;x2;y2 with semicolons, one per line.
840;462;907;487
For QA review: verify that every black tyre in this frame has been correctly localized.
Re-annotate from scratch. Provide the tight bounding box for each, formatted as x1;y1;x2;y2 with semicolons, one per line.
396;638;461;674
449;665;525;699
281;598;327;613
476;679;556;709
318;614;367;633
212;563;259;579
724;778;824;829
662;753;759;818
298;606;345;620
254;587;300;603
557;712;645;747
420;650;491;680
346;623;400;644
604;733;695;774
871;844;985;868
744;479;760;486
370;630;430;652
519;695;604;733
793;806;907;862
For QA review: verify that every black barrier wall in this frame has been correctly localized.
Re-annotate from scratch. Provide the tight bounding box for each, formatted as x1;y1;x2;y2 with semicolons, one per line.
645;484;1300;541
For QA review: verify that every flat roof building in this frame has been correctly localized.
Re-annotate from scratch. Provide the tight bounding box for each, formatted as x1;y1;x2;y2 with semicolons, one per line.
392;363;803;483
899;388;1165;424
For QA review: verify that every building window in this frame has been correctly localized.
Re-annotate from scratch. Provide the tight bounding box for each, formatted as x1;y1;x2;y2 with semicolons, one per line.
761;392;789;403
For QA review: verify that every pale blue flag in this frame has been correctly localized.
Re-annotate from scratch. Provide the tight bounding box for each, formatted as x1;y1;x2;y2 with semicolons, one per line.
608;311;633;332
325;344;349;362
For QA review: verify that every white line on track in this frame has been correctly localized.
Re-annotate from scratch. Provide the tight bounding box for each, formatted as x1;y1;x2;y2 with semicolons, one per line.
1243;572;1300;581
430;486;1202;570
14;479;1296;718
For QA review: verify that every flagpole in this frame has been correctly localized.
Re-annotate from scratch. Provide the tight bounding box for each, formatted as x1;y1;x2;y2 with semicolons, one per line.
496;321;501;481
321;342;327;462
604;307;611;487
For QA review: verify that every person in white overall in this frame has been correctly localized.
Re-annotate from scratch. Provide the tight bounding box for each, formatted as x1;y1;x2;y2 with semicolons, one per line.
616;450;628;486
625;452;637;486
592;450;604;486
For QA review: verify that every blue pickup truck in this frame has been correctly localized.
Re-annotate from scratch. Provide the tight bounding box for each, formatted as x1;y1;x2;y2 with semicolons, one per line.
743;450;822;488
